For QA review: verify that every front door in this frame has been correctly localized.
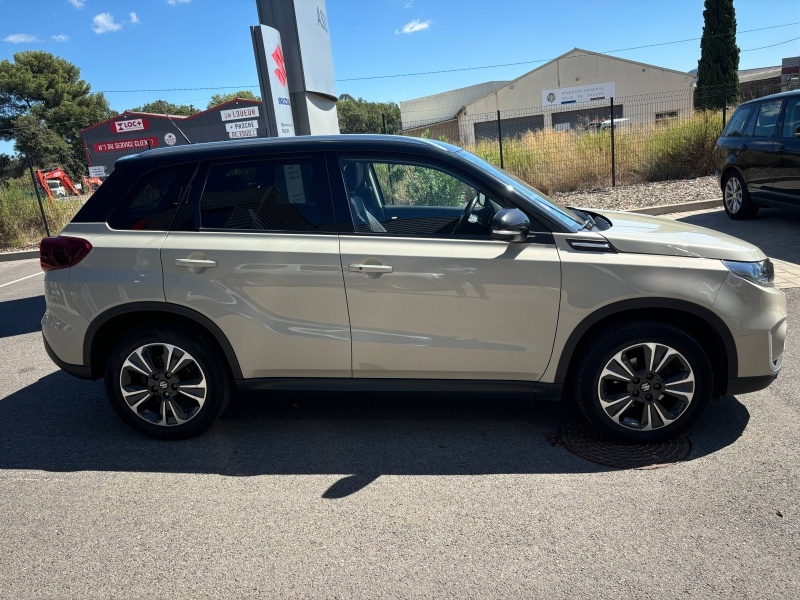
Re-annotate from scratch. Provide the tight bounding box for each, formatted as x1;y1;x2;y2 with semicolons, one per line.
774;96;800;206
161;154;351;379
334;156;561;381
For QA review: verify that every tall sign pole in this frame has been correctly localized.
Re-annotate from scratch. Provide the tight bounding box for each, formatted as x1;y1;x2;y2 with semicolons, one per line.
251;25;296;137
253;0;339;136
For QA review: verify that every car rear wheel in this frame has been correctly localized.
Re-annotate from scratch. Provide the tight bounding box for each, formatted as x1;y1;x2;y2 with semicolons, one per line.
573;321;712;443
104;326;232;440
723;171;759;220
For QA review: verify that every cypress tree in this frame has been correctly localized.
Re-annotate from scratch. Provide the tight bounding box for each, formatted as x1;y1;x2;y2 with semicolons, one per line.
695;0;740;109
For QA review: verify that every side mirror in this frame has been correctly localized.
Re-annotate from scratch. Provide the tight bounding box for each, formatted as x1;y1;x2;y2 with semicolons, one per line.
491;208;530;242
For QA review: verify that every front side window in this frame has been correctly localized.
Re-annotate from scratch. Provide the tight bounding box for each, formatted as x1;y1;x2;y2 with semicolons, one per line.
722;105;753;137
199;158;332;232
340;159;504;237
781;97;800;138
751;100;783;137
107;164;195;230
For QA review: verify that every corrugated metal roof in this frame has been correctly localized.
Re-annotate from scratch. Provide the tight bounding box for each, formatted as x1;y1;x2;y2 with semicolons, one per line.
400;81;510;125
738;66;781;83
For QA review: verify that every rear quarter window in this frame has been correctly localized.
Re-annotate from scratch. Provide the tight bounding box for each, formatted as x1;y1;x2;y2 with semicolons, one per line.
107;164;196;230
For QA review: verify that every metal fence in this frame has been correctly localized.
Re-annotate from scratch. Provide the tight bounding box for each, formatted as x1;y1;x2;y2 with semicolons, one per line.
399;82;795;194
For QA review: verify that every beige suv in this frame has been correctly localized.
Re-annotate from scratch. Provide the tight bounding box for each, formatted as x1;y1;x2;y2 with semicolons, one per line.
40;136;786;441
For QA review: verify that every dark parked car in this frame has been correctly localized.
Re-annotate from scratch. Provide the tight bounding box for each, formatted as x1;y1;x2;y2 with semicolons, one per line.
713;90;800;219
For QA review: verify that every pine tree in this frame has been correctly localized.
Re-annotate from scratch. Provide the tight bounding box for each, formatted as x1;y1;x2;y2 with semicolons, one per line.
695;0;740;109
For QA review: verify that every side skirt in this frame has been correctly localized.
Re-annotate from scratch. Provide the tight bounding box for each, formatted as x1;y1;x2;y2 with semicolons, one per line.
236;378;563;401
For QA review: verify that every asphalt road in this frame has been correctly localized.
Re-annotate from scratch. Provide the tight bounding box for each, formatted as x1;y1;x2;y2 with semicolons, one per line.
0;258;797;599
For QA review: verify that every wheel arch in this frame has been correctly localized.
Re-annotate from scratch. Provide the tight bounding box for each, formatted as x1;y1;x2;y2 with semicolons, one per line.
719;164;742;191
554;298;737;397
84;302;243;380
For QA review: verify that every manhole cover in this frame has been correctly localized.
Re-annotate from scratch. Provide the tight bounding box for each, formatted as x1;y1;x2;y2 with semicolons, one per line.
557;418;691;469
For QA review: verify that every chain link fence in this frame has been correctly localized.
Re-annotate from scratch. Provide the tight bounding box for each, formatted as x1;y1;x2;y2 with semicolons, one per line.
399;82;794;194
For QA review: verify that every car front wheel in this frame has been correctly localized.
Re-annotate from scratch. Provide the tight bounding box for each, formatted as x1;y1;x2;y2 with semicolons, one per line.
105;325;232;440
573;321;712;443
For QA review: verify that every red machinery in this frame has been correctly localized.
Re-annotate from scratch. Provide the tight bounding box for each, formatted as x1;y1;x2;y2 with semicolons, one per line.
82;175;103;193
35;167;81;203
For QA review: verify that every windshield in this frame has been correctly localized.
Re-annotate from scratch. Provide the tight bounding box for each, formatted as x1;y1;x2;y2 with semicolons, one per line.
455;150;585;232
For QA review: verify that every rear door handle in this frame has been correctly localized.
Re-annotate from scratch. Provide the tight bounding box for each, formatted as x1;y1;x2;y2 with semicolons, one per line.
176;258;218;268
349;264;393;274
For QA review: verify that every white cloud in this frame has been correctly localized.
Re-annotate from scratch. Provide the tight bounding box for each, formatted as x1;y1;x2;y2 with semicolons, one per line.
404;0;414;7
92;13;122;34
52;34;71;42
167;0;191;4
396;19;431;34
3;33;40;44
68;0;85;8
129;12;140;24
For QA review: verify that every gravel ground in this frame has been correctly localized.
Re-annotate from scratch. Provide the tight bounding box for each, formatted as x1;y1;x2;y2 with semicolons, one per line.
0;259;798;599
554;175;720;211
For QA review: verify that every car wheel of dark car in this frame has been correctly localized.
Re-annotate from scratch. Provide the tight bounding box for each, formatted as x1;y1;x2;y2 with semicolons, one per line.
573;321;712;443
104;325;232;440
723;171;759;220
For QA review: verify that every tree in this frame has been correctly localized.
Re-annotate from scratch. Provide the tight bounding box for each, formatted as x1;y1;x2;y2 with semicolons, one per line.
0;51;116;178
695;0;740;109
207;90;260;108
128;100;200;116
336;95;401;134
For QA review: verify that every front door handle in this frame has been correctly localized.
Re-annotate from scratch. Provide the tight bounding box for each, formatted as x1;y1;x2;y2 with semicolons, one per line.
349;264;393;274
176;258;218;268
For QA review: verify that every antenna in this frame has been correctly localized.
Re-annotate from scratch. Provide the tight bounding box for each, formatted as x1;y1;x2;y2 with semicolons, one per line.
157;100;192;144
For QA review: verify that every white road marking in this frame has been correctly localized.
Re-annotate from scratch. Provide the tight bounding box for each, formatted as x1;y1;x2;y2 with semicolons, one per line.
0;271;44;288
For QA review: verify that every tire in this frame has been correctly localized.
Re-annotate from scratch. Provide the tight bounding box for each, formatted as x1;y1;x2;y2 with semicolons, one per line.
723;171;759;220
104;325;232;440
573;321;712;443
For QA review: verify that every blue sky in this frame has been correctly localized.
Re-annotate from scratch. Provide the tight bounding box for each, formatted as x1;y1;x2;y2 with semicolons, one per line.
1;0;799;155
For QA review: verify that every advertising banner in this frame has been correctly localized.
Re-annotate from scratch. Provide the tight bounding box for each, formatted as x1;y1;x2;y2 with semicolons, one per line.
220;106;260;121
542;82;616;106
94;137;158;153
256;25;296;137
111;118;149;134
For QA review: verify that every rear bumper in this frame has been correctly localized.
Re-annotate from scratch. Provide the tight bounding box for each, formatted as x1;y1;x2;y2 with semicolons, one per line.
42;333;93;380
725;373;778;396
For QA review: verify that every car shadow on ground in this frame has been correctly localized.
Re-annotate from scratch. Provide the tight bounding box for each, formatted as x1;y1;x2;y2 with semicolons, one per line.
0;295;44;338
674;207;800;265
0;370;750;497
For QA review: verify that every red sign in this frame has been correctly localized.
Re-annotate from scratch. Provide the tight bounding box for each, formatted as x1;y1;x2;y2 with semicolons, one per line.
272;44;287;87
111;118;149;134
94;137;158;153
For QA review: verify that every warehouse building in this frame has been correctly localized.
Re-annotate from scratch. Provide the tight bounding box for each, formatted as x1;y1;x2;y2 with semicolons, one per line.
80;98;267;176
400;48;694;143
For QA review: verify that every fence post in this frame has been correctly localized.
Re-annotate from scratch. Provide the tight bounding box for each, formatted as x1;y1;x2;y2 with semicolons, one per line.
610;97;616;188
497;110;504;169
382;113;387;135
26;155;51;237
722;83;727;129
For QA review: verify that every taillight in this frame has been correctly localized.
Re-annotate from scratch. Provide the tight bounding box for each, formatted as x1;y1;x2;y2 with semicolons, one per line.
40;236;92;272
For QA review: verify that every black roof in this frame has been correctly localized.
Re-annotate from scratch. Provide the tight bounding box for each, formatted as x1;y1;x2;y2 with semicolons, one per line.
118;134;461;169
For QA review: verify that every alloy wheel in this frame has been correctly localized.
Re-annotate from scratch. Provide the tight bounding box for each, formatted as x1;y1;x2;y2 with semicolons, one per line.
724;177;743;213
119;343;207;426
597;342;695;432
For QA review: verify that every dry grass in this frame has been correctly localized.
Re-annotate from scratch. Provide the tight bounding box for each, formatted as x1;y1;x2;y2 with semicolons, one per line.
0;179;85;251
465;110;723;195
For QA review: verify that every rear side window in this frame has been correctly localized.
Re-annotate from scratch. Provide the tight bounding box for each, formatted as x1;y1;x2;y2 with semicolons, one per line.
722;105;753;137
782;97;800;138
751;100;783;137
70;168;131;223
199;157;334;232
107;164;195;230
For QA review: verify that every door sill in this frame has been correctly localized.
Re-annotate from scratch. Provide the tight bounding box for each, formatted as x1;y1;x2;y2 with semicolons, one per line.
236;378;563;401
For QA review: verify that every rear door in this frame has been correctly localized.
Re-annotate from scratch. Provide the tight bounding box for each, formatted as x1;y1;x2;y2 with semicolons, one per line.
734;99;784;200
332;153;561;381
774;95;800;207
161;153;351;380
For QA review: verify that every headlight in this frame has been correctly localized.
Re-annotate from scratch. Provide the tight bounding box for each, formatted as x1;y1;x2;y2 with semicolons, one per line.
722;258;775;287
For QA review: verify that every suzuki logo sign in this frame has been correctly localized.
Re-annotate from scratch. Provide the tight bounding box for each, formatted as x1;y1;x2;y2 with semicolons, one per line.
112;118;148;134
272;44;287;87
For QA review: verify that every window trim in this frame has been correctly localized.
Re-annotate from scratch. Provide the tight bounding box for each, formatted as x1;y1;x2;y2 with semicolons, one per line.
188;152;338;236
333;151;539;240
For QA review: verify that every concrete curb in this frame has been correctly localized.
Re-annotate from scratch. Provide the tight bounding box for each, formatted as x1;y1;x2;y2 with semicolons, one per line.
629;198;722;216
0;250;38;263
